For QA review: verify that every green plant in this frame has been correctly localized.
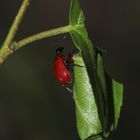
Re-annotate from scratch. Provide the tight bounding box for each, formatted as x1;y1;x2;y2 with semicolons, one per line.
0;0;123;140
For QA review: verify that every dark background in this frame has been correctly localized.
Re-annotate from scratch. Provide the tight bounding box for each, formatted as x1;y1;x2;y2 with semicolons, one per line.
0;0;139;140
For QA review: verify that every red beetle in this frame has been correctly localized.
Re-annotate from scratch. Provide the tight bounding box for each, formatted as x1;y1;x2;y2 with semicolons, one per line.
54;47;77;92
54;47;71;84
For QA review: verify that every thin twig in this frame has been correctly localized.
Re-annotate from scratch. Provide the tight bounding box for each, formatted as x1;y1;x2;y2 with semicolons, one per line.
0;0;31;63
16;25;72;50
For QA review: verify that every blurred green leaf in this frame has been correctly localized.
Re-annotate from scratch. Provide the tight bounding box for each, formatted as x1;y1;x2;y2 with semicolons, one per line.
113;80;123;128
97;53;123;132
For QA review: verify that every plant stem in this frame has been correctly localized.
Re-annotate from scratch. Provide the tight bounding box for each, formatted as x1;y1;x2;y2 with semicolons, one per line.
2;0;30;49
0;25;73;64
16;25;72;49
0;0;31;63
0;0;73;64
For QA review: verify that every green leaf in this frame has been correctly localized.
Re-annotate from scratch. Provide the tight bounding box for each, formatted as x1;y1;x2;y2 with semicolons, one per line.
97;53;123;132
97;53;107;99
73;55;103;140
112;80;123;128
69;0;85;25
69;0;107;132
69;0;123;139
96;53;110;131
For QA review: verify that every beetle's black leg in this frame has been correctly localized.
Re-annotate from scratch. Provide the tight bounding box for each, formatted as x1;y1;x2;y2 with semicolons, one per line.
74;63;85;68
62;85;73;93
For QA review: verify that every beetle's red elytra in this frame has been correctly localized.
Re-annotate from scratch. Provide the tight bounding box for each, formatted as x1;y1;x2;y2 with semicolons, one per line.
54;54;71;84
54;47;73;85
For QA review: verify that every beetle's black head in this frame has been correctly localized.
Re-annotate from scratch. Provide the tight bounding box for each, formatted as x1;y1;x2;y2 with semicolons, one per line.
56;47;64;54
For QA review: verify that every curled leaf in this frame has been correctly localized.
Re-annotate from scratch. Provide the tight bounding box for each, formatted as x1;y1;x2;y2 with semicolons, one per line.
73;54;103;140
